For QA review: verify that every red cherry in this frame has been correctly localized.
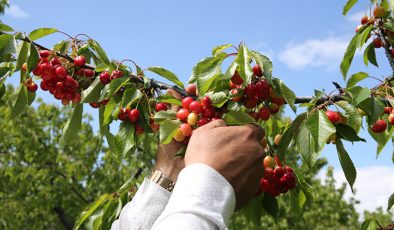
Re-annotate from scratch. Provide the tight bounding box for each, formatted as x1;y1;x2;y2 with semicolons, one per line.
182;97;194;109
373;38;383;48
40;81;49;91
55;66;67;79
110;70;123;80
255;80;270;100
371;119;387;133
89;102;100;108
384;107;393;114
201;96;212;108
258;107;270;121
74;56;86;67
274;166;285;178
244;84;257;98
27;82;38;92
203;106;215;118
361;15;369;25
231;70;244;85
118;108;130;121
264;168;275;181
50;57;61;66
269;103;280;114
84;69;95;78
99;71;111;84
249;111;260;121
252;64;263;77
177;108;190;121
271;97;285;106
128;109;140;123
72;93;81;104
61;99;70;106
39;50;51;58
189;101;203;115
40;63;56;81
185;84;197;95
284;166;294;174
180;123;193;136
325;110;342;124
197;118;209;127
388;114;394;125
155;102;168;112
231;89;242;102
100;99;109;105
243;96;258;109
229;80;238;89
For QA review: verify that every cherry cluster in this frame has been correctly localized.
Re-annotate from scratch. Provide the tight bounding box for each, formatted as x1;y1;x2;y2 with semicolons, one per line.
117;107;144;134
31;50;93;105
260;156;296;197
229;64;285;121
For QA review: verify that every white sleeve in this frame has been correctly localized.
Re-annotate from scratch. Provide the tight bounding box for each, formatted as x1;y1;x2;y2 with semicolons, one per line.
152;163;236;230
111;177;171;230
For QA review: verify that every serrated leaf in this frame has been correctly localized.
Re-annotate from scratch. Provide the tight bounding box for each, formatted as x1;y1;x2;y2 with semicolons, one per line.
242;196;263;226
28;28;57;41
368;125;394;156
159;119;181;144
340;33;359;80
27;44;39;73
154;110;177;124
346;72;368;88
335;101;362;132
305;110;336;153
251;51;273;82
60;103;83;147
335;137;357;193
223;60;238;80
359;98;385;124
0;22;14;32
73;194;110;230
16;41;29;72
156;94;182;106
223;111;257;125
277;113;307;159
361;219;379;230
10;85;28;118
363;43;378;67
273;78;296;112
114;122;135;157
348;86;370;106
121;87;141;108
336;123;366;142
81;78;104;103
235;45;253;85
357;25;373;48
108;77;130;97
53;40;70;53
89;40;110;65
212;44;232;56
343;0;359;15
0;34;16;61
388;193;394;211
262;194;278;220
205;91;228;107
103;96;121;125
147;66;184;89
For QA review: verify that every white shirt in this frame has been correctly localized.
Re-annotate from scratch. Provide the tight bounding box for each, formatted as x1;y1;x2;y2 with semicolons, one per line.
111;164;235;230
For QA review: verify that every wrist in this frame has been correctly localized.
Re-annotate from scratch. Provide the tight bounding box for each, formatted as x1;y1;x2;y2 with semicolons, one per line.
154;164;181;181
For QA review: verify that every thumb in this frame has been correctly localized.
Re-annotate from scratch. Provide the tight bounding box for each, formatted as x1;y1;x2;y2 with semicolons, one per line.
199;119;227;130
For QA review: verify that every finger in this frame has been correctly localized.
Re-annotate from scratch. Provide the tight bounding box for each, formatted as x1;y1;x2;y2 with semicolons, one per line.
244;124;265;141
167;88;183;100
200;119;227;130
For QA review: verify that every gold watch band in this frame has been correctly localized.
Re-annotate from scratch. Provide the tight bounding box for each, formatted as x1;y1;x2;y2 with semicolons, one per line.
149;169;175;192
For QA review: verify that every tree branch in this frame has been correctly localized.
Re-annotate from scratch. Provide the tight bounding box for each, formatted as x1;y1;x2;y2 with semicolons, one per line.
53;206;72;230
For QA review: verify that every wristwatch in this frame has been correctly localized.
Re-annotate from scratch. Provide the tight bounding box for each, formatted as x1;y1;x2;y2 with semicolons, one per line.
149;169;175;192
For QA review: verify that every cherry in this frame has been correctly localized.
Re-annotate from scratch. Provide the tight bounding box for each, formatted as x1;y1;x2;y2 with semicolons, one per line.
201;96;212;108
72;93;81;104
128;109;140;123
274;166;285;178
255;80;270;100
269;103;280;114
39;50;51;58
384;107;393;114
249;111;260;121
61;99;70;106
173;128;186;142
229;80;238;89
177;108;190;121
388;114;394;125
50;57;61;66
55;66;67;79
155;102;168;112
135;124;144;135
110;70;124;80
356;25;363;33
187;112;198;126
100;99;109;105
361;15;369;25
264;168;275;181
74;56;86;67
118;108;130;121
231;89;242;102
325;110;342;124
243;96;258;109
22;63;27;72
182;97;194;109
202;106;215;118
252;64;263;77
263;156;275;169
185;84;197;95
231;70;244;85
371;119;387;133
99;71;111;84
271;97;285;106
244;84;257;98
197;118;209;127
27;82;38;92
89;102;100;108
189;101;203;115
274;134;282;146
40;81;49;91
373;6;385;18
150;120;160;133
391;49;394;58
180;123;193;136
84;69;95;78
373;38;383;48
258;107;270;121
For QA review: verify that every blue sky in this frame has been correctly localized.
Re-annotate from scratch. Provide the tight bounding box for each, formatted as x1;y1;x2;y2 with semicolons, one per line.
2;0;394;213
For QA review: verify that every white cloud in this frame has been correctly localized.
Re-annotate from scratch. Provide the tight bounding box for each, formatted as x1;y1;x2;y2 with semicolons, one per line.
319;166;394;217
278;36;350;71
5;5;29;19
347;10;365;24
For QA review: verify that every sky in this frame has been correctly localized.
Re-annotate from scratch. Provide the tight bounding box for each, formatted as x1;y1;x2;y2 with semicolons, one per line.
2;0;394;216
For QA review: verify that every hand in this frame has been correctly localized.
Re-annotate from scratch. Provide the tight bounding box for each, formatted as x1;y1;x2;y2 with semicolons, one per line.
155;141;185;181
184;119;265;209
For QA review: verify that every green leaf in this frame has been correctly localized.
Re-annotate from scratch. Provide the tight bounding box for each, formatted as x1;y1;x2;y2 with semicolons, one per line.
147;66;184;89
298;123;317;167
368;125;394;156
348;86;370;106
212;44;232;56
89;40;110;65
251;51;273;82
359;98;385;124
357;25;373;48
241;196;263;226
346;72;368;88
388;193;394;211
0;34;16;61
361;219;379;230
262;194;278;220
235;45;253;85
27;90;36;106
103;96;121;125
335;137;357;193
340;33;359;80
159;119;181;144
277;113;307;159
305;110;336;153
272;78;296;112
73;194;110;230
0;84;5;99
108;77;130;97
27;44;39;74
363;42;378;67
60;104;83;147
156;94;182;106
114;122;135;158
10;85;28;118
28;28;57;41
0;22;14;32
154;110;177;124
335;101;362;132
205;91;228;107
16;41;29;72
53;40;70;53
343;0;359;15
121;87;141;108
81;78;105;103
223;111;257;125
336;123;366;142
